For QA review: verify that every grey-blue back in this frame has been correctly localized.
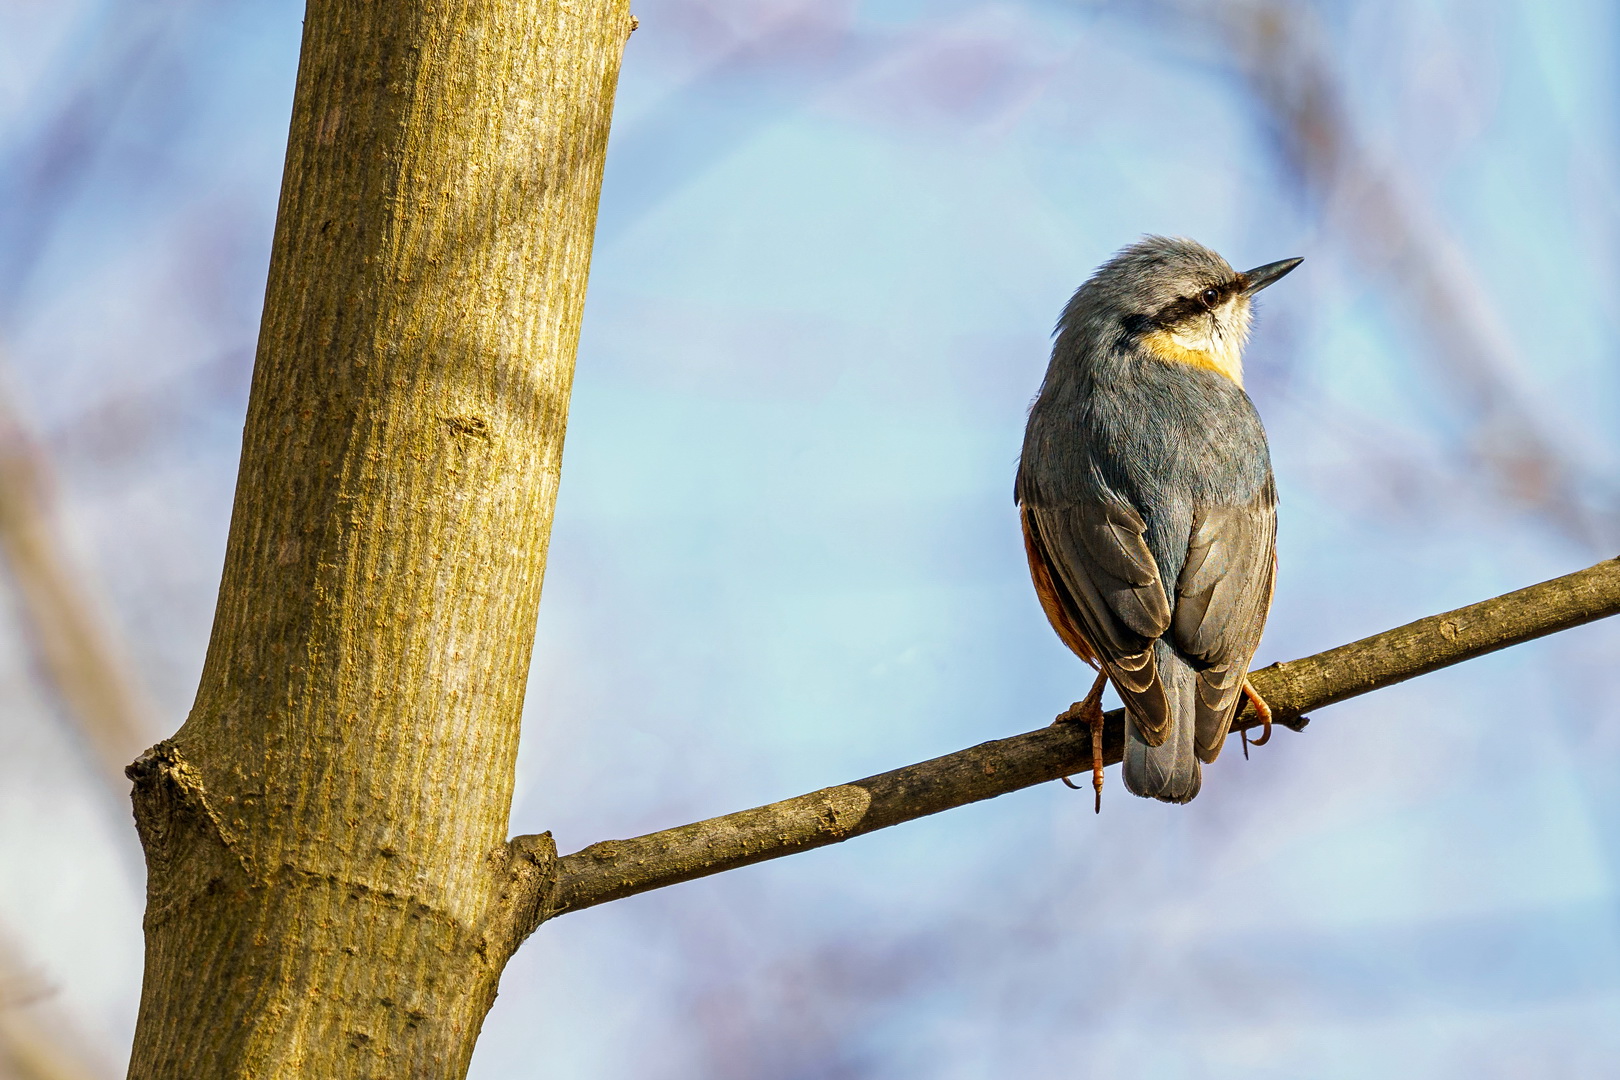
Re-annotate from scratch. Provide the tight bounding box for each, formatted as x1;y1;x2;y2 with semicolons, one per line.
1018;321;1273;588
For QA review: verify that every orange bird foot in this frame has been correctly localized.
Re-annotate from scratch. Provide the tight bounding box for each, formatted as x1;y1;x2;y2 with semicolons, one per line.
1239;677;1273;760
1054;669;1109;813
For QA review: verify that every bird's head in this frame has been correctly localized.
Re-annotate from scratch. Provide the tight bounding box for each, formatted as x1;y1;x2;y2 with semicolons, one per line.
1064;236;1301;386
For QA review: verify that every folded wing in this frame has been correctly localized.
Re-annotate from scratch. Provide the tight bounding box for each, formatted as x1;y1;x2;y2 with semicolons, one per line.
1020;497;1174;744
1171;482;1277;762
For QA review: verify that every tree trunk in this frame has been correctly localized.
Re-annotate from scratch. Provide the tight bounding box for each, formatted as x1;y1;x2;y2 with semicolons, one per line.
125;1;630;1076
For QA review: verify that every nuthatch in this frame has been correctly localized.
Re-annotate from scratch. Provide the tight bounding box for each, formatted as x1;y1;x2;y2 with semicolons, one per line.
1016;236;1300;807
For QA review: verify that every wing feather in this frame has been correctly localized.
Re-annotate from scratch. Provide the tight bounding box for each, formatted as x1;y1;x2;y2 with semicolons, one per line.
1020;499;1174;743
1171;484;1277;763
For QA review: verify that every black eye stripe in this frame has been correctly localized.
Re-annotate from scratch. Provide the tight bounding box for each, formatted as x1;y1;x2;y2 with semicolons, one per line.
1152;295;1209;324
1147;280;1241;325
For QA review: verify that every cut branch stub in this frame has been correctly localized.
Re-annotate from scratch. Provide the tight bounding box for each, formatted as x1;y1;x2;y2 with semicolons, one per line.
527;558;1620;919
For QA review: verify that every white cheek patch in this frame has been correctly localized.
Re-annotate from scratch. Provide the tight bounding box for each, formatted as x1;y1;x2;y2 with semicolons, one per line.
1202;299;1252;385
1168;324;1214;353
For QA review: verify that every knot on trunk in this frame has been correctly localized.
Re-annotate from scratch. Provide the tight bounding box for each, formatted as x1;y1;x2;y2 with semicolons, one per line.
480;832;560;962
127;740;255;930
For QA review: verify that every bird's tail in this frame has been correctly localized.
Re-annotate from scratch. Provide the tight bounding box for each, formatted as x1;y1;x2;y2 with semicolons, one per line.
1123;640;1201;803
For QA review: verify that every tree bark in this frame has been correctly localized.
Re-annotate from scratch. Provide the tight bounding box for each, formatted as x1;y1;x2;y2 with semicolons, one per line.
124;2;631;1076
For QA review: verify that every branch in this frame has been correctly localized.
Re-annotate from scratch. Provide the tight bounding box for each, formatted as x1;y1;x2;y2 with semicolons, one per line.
524;559;1620;924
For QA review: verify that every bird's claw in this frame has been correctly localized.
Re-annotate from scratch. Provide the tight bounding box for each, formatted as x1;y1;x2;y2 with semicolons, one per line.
1053;698;1101;726
1055;669;1109;812
1239;678;1273;761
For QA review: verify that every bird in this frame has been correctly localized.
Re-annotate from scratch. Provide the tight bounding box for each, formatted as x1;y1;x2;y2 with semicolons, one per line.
1015;236;1299;808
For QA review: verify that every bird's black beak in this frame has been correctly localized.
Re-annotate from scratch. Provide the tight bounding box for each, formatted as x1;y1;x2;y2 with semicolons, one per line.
1241;257;1303;295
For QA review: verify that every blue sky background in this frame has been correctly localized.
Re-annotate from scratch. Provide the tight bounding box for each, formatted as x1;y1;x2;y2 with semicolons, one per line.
1;0;1618;1076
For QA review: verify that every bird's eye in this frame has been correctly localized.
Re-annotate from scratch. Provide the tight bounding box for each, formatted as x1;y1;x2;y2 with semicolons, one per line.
1200;287;1221;307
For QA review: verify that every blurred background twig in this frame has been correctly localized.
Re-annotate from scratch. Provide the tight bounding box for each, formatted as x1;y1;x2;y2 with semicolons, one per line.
1118;0;1616;547
0;934;115;1080
0;360;152;785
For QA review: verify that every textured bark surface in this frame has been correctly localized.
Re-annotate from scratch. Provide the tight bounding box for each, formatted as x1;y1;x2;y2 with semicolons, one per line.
125;2;629;1077
541;558;1620;917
